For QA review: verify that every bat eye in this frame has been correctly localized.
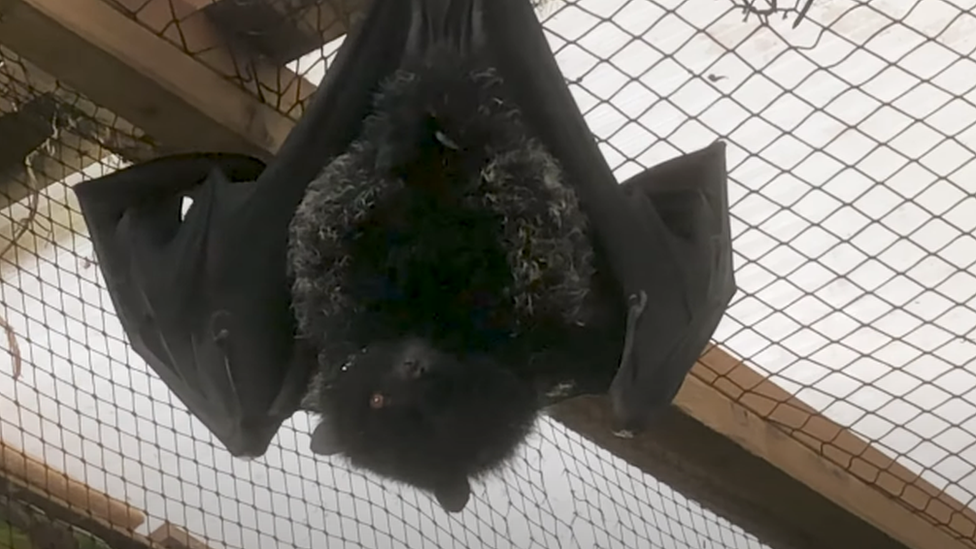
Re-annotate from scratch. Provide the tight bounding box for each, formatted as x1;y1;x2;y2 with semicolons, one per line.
369;393;386;409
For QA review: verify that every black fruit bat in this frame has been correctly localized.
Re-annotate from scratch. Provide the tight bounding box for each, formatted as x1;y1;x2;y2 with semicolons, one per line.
72;0;735;500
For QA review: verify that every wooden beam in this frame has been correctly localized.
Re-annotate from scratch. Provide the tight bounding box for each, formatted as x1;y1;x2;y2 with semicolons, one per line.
0;46;155;210
696;348;976;546
0;0;305;159
0;473;160;549
149;522;216;549
111;0;317;119
98;0;316;118
0;439;145;531
549;346;975;549
203;0;367;64
0;93;56;175
1;130;97;210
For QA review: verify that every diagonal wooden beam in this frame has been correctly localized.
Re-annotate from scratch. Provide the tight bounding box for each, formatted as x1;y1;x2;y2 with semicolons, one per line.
550;346;976;549
0;0;305;159
149;522;216;549
203;0;367;64
0;473;159;549
0;93;55;176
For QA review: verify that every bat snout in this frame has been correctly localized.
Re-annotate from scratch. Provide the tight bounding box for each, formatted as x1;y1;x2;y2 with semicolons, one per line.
394;338;440;380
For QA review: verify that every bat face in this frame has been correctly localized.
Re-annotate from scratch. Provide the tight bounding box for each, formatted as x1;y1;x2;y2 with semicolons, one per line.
352;338;464;414
311;337;537;512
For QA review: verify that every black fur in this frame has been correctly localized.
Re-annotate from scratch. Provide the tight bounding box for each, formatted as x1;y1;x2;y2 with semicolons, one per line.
287;46;597;509
288;46;596;374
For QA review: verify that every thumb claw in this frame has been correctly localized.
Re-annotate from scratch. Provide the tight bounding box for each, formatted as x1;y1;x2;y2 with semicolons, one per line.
618;290;648;377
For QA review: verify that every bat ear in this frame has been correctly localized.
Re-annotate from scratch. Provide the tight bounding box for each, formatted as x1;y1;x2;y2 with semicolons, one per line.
434;477;471;513
310;417;344;456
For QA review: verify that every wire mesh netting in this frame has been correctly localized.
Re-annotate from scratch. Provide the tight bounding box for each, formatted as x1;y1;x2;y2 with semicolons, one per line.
1;0;975;547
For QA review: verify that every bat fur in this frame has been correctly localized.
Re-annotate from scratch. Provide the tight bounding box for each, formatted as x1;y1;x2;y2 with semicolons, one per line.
288;45;598;509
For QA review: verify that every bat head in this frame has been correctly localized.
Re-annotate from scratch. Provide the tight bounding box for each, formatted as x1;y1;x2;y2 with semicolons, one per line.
310;336;537;512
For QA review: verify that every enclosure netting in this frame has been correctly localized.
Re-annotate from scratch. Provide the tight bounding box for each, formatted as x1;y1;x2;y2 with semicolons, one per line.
1;0;975;547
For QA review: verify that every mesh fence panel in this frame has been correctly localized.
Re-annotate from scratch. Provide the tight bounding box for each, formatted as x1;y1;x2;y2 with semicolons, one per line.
1;0;974;547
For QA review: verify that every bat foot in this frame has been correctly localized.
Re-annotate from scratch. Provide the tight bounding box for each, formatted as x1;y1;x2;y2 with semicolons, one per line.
611;428;636;439
618;290;648;374
608;290;651;432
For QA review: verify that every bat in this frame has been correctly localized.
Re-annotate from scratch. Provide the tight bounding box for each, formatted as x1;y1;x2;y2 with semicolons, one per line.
72;0;735;487
296;112;731;511
306;337;540;512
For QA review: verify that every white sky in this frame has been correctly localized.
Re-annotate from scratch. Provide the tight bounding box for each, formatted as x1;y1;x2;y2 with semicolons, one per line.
1;0;975;547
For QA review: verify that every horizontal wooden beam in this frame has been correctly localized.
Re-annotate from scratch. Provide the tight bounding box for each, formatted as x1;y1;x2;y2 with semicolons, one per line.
0;439;154;549
549;346;974;549
0;0;304;159
1;130;103;211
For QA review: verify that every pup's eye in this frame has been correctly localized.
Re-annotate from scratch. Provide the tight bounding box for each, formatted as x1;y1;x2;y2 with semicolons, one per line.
369;393;386;409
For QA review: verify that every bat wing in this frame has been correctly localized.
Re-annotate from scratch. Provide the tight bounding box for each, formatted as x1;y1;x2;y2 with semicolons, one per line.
611;141;736;427
477;0;736;428
71;0;418;457
74;153;313;458
535;142;735;416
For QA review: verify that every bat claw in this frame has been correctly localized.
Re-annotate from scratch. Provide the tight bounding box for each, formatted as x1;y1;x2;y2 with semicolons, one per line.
618;290;648;378
435;130;460;150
